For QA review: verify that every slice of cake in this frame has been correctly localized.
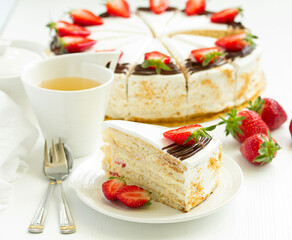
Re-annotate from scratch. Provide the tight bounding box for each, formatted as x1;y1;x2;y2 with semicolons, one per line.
161;34;236;118
102;120;222;212
162;11;246;38
127;39;187;122
93;36;152;119
136;7;178;37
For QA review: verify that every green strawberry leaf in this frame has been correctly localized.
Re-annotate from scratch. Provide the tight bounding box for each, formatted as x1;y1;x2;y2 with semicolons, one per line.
243;32;258;48
141;59;171;74
248;96;265;113
201;51;225;67
183;124;217;145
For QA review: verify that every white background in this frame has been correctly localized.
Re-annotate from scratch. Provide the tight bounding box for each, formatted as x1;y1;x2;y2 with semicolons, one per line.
1;0;292;239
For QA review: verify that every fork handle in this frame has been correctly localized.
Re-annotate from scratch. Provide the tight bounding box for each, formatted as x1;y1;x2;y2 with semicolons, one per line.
57;181;76;234
28;181;55;233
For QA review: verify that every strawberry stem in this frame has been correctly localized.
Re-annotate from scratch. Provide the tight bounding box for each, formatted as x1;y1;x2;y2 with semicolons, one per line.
183;124;217;144
201;52;225;67
248;96;265;113
141;59;171;74
243;32;258;48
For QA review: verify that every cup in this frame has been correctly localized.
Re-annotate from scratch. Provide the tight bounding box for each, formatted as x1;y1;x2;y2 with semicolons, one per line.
21;52;120;158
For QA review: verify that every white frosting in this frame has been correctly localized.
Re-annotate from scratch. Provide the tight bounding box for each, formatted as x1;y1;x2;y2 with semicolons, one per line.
103;120;220;169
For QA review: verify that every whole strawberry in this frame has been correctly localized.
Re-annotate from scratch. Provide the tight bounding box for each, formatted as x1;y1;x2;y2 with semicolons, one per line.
240;132;280;165
248;97;287;130
219;108;269;143
102;177;126;201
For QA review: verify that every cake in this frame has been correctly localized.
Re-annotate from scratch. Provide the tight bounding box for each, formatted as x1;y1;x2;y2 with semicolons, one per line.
101;120;222;212
48;3;265;124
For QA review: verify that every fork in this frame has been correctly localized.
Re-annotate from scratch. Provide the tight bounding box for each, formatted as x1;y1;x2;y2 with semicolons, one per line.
46;139;76;234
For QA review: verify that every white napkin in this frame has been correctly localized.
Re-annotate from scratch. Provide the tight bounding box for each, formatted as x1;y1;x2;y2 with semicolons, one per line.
0;91;38;212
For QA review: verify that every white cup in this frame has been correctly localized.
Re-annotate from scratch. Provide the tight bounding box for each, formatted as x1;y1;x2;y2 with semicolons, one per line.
21;52;120;158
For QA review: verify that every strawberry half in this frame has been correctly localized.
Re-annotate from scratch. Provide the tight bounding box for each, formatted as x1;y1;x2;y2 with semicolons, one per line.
47;20;90;37
248;97;287;130
240;132;280;165
51;36;96;54
116;185;151;208
163;124;217;145
106;0;131;18
70;9;103;26
190;47;224;66
102;177;126;201
289;119;292;138
219;108;269;143
185;0;206;16
142;51;171;74
150;0;169;14
210;8;242;23
215;32;258;52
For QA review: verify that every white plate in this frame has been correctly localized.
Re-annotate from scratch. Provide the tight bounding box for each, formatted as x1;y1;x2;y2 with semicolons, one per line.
70;151;243;224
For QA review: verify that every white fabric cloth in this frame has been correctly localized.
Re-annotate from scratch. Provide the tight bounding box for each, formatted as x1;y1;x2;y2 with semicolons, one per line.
0;91;38;212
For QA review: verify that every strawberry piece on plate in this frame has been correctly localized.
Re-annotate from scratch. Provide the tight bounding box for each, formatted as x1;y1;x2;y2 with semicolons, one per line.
210;8;242;23
289;119;292;138
106;0;131;18
70;9;103;26
47;20;91;37
116;185;151;208
215;32;258;51
248;97;287;130
190;47;224;66
150;0;169;14
219;108;269;143
141;51;171;74
240;132;280;165
102;177;126;201
185;0;206;16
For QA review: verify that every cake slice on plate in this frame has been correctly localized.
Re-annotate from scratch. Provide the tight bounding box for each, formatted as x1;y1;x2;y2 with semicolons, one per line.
102;120;222;212
93;36;152;119
161;34;236;119
127;39;187;122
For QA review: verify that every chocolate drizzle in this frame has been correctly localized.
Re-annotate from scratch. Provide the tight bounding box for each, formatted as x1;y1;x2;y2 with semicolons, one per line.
137;7;178;12
132;62;181;75
115;63;130;74
99;12;110;18
225;45;254;60
185;58;227;74
162;137;212;161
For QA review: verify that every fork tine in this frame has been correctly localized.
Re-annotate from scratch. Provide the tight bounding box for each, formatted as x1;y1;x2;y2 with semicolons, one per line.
58;138;67;167
44;140;50;165
51;139;58;163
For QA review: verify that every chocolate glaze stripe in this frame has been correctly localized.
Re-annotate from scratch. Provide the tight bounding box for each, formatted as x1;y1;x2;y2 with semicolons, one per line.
162;137;212;161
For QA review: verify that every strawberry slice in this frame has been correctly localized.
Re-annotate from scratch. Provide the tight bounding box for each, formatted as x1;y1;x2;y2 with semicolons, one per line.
163;124;217;145
248;97;287;130
102;177;126;201
51;36;96;54
70;9;103;26
141;51;171;74
106;0;131;18
116;185;151;208
215;32;258;52
47;20;90;37
150;0;169;14
190;47;224;66
240;132;280;165
185;0;206;16
210;8;242;23
219;108;269;143
289;119;292;138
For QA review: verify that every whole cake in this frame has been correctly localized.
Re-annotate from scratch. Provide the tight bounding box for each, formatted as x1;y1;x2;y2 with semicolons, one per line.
48;1;265;123
102;120;222;212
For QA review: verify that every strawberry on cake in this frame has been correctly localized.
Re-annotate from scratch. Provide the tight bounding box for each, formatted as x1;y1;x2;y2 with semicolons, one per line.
102;120;222;212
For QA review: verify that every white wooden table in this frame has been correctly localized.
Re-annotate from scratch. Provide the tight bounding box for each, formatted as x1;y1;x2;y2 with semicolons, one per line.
1;0;292;239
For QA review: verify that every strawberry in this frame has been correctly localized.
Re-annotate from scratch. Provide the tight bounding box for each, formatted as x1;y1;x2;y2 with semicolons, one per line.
190;47;224;66
106;0;131;18
116;185;151;208
289;119;292;138
141;51;171;74
150;0;169;14
215;32;258;52
46;20;90;37
240;132;280;165
219;108;269;143
50;36;96;54
185;0;206;16
102;177;126;201
248;97;287;130
70;9;103;26
210;8;242;23
163;124;217;145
